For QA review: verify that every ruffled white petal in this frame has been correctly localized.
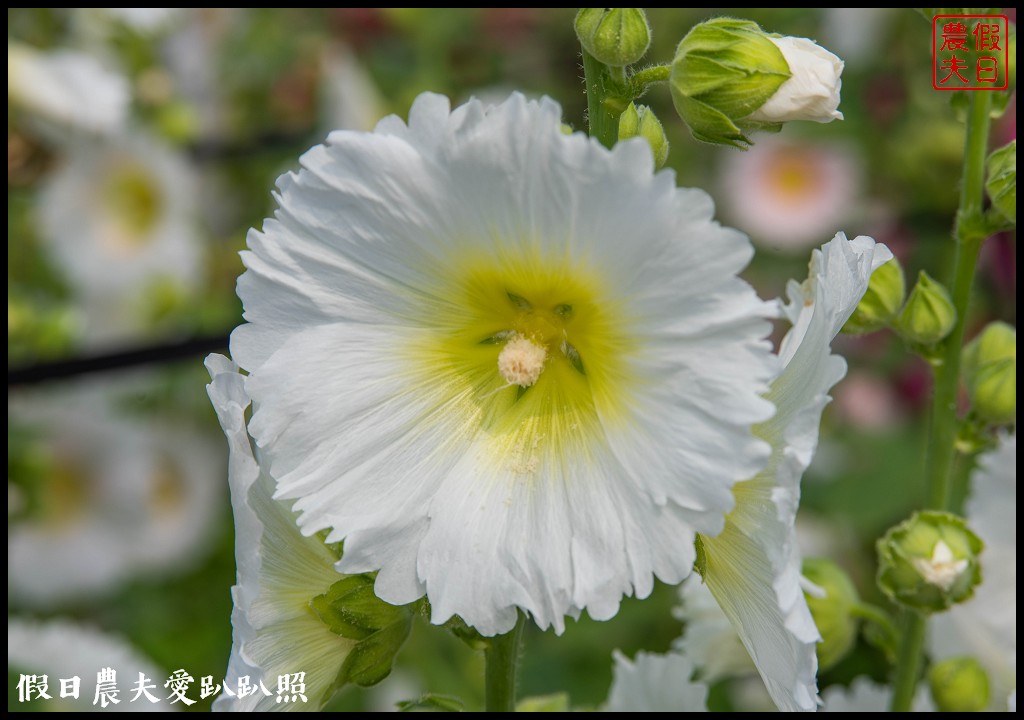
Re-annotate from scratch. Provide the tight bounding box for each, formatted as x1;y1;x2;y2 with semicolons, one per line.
8;618;171;712
700;233;892;711
234;92;777;635
603;650;708;712
206;355;355;712
929;432;1016;711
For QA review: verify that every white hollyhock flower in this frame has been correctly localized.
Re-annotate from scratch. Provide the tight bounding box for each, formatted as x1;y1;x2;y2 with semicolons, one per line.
8;41;129;135
603;650;708;712
7;617;171;712
820;677;932;712
8;380;223;605
930;432;1016;711
229;92;777;636
697;233;892;711
747;36;844;124
207;355;358;712
37;131;201;347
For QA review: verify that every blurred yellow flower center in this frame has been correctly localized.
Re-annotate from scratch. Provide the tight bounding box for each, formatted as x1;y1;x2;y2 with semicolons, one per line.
103;163;163;248
768;153;823;203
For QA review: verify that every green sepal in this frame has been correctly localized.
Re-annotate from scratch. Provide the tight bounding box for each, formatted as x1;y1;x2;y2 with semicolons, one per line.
310;574;407;641
336;613;413;687
311;574;414;690
444;614;489;651
693;533;708;578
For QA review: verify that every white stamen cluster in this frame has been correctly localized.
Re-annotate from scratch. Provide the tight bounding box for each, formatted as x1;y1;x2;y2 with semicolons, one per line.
497;334;547;387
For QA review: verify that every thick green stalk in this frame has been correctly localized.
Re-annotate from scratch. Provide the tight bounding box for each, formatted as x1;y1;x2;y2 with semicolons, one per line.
890;89;992;713
484;613;525;712
890;611;928;711
581;49;620;148
924;90;992;510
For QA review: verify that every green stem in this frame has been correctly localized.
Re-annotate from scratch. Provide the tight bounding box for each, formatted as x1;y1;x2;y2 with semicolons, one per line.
890;611;928;711
851;602;898;645
889;88;992;714
581;49;620;147
628;63;671;95
925;90;991;511
484;613;525;712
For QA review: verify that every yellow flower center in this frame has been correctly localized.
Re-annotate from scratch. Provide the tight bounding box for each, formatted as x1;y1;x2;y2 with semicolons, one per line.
408;244;639;477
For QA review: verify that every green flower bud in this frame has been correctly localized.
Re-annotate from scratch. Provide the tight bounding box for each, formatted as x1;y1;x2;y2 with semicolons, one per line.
962;321;1016;425
843;256;906;335
986;140;1016;225
928;656;990;713
669;18;843;148
574;8;651;67
802;558;860;671
895;270;957;346
618;102;669;169
877;511;983;613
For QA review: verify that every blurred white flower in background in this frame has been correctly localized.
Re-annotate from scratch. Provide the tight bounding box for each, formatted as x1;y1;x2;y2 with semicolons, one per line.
8;381;224;606
821;677;931;712
103;7;182;32
674;576;755;683
37;131;202;348
930;433;1017;711
320;43;386;133
821;8;895;66
7;617;172;712
8;40;129;135
603;649;708;712
719;137;861;252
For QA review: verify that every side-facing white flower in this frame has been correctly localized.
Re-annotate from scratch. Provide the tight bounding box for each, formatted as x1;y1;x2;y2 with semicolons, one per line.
696;233;892;711
8;617;170;713
8;41;129;135
207;355;358;712
747;36;844;124
930;432;1016;711
229;92;777;636
603;650;708;712
8;380;223;606
38;131;201;347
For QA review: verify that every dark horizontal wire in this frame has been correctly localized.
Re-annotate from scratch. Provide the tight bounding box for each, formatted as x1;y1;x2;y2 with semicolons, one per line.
8;332;230;387
187;130;318;162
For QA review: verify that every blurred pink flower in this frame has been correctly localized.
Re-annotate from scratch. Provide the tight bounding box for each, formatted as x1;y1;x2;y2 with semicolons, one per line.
719;137;861;252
